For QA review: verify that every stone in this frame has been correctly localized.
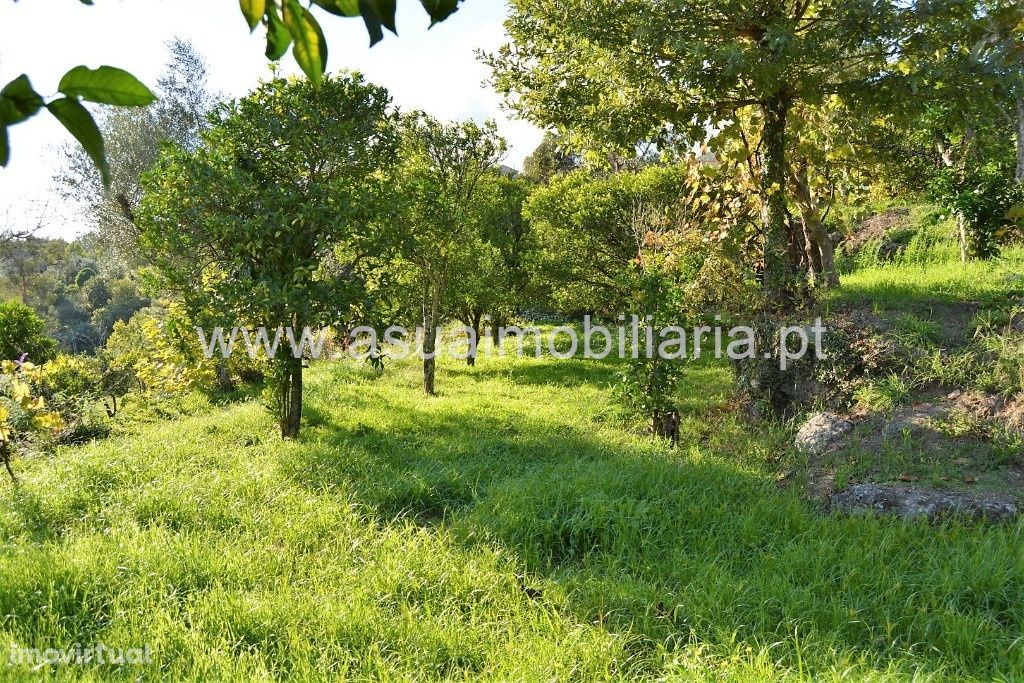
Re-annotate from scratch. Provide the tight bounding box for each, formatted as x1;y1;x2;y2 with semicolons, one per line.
882;403;948;438
795;412;854;455
831;484;1018;522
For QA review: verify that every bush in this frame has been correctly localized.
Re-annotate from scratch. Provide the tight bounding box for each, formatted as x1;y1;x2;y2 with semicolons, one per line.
0;300;58;364
37;355;111;443
40;354;102;401
930;163;1024;260
0;360;64;480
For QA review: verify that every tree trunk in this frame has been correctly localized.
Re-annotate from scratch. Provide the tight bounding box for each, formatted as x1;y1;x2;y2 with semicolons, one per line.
467;309;482;367
1;443;16;483
279;357;303;439
800;220;823;282
761;91;795;307
790;162;839;288
491;314;504;346
652;409;680;446
215;359;235;393
422;274;443;396
1015;94;1024;182
958;213;969;264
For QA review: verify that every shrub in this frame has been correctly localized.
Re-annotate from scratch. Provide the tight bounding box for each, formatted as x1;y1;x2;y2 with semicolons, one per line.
0;360;64;481
930;163;1024;260
0;300;57;364
40;354;102;401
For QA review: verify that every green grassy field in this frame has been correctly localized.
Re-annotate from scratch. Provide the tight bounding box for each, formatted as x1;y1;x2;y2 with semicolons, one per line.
2;343;1023;681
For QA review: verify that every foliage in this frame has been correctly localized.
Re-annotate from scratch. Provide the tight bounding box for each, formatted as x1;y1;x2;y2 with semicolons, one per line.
447;172;534;354
0;300;57;364
1;65;155;182
487;0;907;303
36;354;111;445
0;235;149;354
519;132;579;184
56;40;219;268
930;162;1024;259
103;309;200;400
0;360;63;481
241;0;467;78
139;74;398;437
524;162;759;317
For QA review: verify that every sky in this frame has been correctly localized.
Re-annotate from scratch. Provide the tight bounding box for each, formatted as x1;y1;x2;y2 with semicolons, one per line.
0;0;543;241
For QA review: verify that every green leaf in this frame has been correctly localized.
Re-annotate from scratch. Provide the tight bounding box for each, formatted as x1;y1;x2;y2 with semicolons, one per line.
283;0;328;82
359;0;385;46
0;125;8;167
240;0;266;31
58;66;156;106
0;75;45;126
47;97;109;186
312;0;359;17
266;8;293;60
419;0;460;25
360;0;397;33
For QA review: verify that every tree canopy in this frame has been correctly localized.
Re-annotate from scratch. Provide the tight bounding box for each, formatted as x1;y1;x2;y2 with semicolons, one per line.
138;73;399;437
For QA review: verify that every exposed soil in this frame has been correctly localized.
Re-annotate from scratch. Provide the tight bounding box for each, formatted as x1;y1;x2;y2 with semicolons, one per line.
841;207;910;254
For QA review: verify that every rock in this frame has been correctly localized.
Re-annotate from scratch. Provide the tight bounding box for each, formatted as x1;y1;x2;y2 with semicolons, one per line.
831;483;1018;522
882;403;948;438
795;412;854;455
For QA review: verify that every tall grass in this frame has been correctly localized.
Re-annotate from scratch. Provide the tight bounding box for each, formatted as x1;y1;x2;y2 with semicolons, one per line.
1;350;1022;680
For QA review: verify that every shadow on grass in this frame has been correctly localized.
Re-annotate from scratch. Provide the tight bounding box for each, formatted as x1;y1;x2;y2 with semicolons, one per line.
281;356;1024;679
445;354;622;389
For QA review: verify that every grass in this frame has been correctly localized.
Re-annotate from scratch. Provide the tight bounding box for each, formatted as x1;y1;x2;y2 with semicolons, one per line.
1;346;1023;681
828;248;1024;313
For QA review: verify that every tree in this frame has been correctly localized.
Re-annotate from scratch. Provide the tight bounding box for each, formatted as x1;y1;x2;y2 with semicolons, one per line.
973;0;1024;181
56;40;219;267
443;174;534;363
1;1;466;180
0;237;52;305
851;0;1021;259
520;133;580;184
0;301;57;364
486;0;907;306
394;113;505;394
475;174;534;345
138;74;398;438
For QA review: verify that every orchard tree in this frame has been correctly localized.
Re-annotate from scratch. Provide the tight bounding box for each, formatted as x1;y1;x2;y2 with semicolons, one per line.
486;0;907;306
395;113;505;394
447;173;534;361
476;174;534;344
138;74;398;438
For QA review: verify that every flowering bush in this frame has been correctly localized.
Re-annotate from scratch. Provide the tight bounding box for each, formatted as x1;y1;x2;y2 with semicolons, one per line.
0;359;64;481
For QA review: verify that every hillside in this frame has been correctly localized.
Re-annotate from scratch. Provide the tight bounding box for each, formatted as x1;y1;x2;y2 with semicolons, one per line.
2;315;1023;679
